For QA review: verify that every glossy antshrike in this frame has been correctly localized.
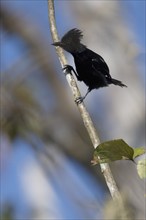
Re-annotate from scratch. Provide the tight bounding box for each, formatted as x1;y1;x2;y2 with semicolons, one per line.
52;28;127;103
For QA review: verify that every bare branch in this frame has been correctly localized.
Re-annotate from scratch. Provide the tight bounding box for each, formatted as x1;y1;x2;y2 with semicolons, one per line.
48;0;122;202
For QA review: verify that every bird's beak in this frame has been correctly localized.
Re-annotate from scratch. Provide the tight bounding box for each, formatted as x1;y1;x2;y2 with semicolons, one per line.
52;42;62;47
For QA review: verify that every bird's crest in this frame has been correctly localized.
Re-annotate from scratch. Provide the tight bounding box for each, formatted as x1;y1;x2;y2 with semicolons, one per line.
61;28;83;45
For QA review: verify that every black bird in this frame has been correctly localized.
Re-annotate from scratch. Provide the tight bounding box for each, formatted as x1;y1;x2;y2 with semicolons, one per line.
52;28;127;102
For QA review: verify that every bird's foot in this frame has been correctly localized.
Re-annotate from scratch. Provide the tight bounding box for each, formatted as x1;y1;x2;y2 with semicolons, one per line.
75;96;84;105
62;65;74;73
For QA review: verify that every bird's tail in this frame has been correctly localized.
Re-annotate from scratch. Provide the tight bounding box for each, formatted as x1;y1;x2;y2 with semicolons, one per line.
110;78;127;88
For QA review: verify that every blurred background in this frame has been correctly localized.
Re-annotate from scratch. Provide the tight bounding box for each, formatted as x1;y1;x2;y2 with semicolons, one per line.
0;1;145;219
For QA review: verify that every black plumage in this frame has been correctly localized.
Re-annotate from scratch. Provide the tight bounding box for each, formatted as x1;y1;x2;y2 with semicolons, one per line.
52;28;127;101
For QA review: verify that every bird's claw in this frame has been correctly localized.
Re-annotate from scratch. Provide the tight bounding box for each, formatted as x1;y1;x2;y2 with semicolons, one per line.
62;65;74;73
75;97;83;105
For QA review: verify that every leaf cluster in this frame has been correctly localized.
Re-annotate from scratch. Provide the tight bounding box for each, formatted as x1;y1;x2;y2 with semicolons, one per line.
92;139;146;179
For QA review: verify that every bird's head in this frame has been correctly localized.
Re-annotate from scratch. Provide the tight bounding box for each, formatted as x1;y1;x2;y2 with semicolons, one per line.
52;28;86;53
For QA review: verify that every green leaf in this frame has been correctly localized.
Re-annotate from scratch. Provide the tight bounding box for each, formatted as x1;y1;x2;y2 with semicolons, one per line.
133;147;145;159
92;139;134;165
137;159;146;179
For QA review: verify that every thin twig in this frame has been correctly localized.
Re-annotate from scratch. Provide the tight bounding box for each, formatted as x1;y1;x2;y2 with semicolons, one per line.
48;0;122;202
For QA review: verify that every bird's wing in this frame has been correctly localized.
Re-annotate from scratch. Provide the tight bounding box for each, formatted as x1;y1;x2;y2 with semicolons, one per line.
92;57;111;79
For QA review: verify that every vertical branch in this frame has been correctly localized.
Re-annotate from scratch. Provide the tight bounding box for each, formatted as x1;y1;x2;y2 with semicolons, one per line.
48;0;122;202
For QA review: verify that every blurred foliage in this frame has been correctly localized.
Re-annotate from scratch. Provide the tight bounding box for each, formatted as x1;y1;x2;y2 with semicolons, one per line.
137;159;146;179
0;204;14;220
103;196;135;220
0;5;94;163
1;82;42;139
